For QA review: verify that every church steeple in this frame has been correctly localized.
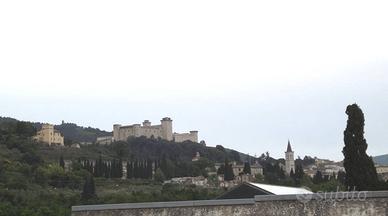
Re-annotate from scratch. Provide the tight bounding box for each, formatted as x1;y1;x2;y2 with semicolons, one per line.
286;140;293;152
285;140;295;175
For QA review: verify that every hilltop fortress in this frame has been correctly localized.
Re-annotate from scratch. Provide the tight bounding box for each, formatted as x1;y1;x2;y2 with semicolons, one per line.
113;117;198;143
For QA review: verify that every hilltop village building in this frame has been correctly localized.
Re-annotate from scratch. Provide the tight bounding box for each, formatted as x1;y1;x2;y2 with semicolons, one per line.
33;123;64;146
96;136;114;145
303;160;345;179
376;165;388;181
113;117;198;143
230;162;263;177
215;162;264;188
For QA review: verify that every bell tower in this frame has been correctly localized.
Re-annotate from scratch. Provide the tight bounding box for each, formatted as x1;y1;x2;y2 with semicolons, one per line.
285;140;295;175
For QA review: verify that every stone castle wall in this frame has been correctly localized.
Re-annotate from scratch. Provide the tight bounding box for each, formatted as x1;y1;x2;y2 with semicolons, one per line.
113;118;198;143
72;191;388;216
173;131;198;143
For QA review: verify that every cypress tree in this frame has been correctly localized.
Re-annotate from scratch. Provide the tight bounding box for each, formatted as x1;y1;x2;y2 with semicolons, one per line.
313;170;323;184
102;161;108;178
217;164;225;175
133;160;138;178
243;162;251;174
342;104;378;190
160;156;168;178
227;163;235;180
154;160;158;178
337;171;346;184
295;164;304;179
59;155;65;169
279;167;285;179
130;161;134;178
112;159;117;178
223;159;229;180
224;159;235;181
94;156;103;177
82;160;87;171
141;160;146;179
144;160;148;179
115;159;119;178
81;174;96;200
107;163;112;178
126;161;132;179
115;159;120;178
147;159;153;179
139;160;143;178
154;168;166;183
88;160;93;174
85;160;90;173
110;160;115;178
290;169;295;180
118;158;123;178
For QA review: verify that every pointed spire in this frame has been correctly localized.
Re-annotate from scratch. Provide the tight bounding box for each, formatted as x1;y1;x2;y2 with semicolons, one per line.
286;140;292;152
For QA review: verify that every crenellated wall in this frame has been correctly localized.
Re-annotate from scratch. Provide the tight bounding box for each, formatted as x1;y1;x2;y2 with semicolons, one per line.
72;191;388;216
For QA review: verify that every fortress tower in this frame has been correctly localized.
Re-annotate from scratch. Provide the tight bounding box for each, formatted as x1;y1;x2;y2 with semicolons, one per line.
285;140;295;175
160;117;173;141
113;124;122;141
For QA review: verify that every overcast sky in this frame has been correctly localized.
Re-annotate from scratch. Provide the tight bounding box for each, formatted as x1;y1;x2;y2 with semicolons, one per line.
1;1;387;161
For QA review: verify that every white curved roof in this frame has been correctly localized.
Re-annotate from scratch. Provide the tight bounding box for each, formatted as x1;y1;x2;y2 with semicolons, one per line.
248;182;313;195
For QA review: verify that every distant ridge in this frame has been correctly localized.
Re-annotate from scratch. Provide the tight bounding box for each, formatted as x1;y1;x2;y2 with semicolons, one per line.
373;154;388;165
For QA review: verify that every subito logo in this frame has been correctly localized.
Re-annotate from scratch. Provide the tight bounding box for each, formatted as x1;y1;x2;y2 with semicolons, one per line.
296;187;313;204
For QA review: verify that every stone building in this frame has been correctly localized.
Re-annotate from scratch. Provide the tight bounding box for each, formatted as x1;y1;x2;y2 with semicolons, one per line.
33;123;64;146
215;162;263;177
376;165;388;181
96;136;114;145
231;162;263;177
285;140;295;175
113;117;198;143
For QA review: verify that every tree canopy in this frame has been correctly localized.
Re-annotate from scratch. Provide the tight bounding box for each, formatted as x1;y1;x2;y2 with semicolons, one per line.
342;104;379;190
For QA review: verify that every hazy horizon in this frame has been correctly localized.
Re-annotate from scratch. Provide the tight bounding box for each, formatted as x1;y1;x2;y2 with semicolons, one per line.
1;1;388;161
